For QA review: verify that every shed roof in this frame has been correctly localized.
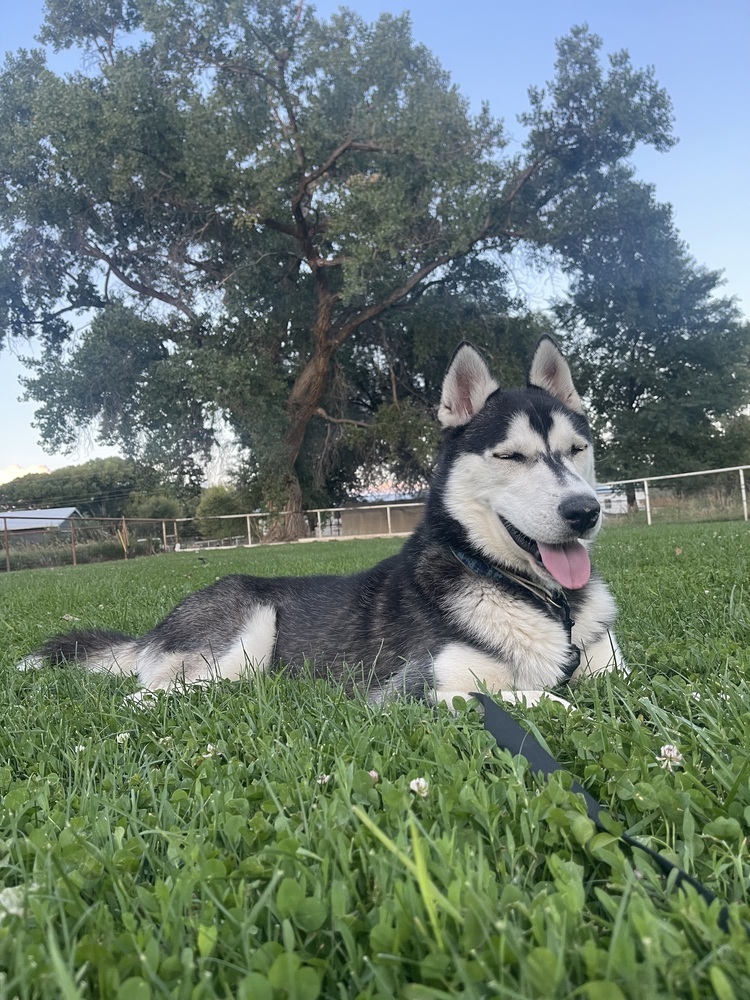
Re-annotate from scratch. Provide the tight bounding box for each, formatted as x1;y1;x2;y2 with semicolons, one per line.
0;507;82;531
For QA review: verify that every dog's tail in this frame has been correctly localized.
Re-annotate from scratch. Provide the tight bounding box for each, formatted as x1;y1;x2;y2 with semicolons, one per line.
18;629;138;676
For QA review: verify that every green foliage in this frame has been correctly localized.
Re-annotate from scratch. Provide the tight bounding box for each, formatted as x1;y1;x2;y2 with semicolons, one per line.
0;457;167;518
124;492;183;520
554;173;750;480
0;5;681;510
194;485;246;540
0;525;749;996
21;303;214;487
0;535;157;571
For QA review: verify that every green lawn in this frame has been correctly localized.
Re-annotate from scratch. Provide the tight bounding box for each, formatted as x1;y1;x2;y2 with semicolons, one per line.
0;523;748;999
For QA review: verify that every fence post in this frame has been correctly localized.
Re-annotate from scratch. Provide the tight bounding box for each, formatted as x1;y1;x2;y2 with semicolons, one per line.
3;518;9;573
70;518;77;566
643;479;652;526
246;514;253;546
386;504;392;536
162;520;168;551
316;510;322;538
740;468;748;522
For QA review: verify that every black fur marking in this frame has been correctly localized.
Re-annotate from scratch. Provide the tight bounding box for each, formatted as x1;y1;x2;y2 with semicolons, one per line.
40;629;131;665
542;452;569;482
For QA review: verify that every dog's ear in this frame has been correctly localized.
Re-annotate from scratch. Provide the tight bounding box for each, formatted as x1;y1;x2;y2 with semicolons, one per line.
527;336;584;414
438;342;499;427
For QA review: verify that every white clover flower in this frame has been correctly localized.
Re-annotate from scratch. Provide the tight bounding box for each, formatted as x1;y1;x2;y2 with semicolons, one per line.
0;884;39;923
409;777;429;798
657;744;683;771
368;770;380;783
116;731;130;745
73;744;86;754
316;773;331;786
202;744;217;758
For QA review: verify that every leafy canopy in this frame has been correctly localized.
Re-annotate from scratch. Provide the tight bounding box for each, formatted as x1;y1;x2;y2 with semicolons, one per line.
0;457;172;518
1;3;691;510
555;171;750;480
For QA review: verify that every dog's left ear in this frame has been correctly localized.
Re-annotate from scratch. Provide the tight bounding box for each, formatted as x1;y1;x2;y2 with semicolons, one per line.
528;336;585;414
438;342;499;427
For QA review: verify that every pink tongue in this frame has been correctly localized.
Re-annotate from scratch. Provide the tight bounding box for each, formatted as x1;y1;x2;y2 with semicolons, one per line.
537;541;591;590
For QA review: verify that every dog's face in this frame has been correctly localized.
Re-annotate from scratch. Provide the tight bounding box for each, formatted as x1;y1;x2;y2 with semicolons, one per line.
438;338;601;590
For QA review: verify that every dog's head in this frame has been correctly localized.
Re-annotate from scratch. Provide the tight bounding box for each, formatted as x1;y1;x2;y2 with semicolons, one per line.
438;337;601;590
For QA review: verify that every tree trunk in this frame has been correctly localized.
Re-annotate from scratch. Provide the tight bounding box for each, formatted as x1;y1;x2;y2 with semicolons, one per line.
264;472;307;543
285;342;336;466
264;337;336;542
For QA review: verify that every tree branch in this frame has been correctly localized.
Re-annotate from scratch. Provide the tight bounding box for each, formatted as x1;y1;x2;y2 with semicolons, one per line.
293;139;390;209
257;216;298;237
314;407;370;428
78;239;198;321
478;153;550;239
330;252;455;348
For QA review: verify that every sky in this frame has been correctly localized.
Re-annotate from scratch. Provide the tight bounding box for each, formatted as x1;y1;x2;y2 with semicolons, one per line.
1;0;748;475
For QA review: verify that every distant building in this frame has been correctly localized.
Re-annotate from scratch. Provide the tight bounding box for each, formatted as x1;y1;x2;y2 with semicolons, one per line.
0;507;83;544
596;486;646;515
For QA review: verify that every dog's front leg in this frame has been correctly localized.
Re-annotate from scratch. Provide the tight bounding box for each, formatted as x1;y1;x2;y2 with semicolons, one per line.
431;642;573;711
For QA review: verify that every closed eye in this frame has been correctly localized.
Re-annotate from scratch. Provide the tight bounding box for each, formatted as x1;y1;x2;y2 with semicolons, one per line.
492;452;525;462
570;443;588;456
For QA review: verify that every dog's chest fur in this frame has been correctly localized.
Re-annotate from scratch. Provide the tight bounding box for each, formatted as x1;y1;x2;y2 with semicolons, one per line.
437;571;616;691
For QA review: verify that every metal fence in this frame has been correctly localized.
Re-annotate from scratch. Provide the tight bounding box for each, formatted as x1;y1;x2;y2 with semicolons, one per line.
1;465;748;572
0;502;425;571
599;464;749;526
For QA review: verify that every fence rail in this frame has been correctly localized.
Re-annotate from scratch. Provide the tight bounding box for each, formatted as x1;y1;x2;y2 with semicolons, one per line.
601;464;749;525
1;464;748;572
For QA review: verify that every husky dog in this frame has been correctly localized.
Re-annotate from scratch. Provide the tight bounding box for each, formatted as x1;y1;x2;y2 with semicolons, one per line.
20;338;623;705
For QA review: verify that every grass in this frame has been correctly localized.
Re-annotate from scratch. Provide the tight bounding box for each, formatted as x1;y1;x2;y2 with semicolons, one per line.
0;524;748;999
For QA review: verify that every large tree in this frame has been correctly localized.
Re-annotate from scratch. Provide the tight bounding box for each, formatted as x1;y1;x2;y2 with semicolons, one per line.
0;5;676;528
554;171;750;491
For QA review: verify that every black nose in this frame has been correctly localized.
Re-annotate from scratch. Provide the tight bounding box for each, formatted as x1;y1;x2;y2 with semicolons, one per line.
558;495;600;534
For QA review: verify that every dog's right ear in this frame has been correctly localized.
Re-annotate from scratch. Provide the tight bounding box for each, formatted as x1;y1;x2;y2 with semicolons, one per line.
438;342;499;428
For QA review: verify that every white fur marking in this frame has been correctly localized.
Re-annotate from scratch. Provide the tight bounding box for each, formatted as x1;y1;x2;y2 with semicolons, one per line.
498;689;573;709
432;643;515;706
16;655;45;672
138;604;278;690
445;581;571;689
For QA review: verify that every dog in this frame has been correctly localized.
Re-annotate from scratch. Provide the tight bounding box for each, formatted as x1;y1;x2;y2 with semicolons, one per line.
19;337;623;706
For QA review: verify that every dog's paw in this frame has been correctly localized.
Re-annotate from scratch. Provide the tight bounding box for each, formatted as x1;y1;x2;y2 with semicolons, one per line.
571;630;626;681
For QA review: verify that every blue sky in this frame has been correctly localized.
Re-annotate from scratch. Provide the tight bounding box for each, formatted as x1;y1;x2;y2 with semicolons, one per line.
1;0;748;473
